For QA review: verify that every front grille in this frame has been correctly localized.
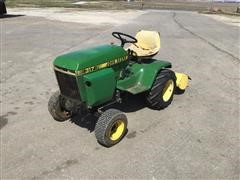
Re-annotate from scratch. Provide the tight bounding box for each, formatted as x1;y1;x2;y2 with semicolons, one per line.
55;70;81;100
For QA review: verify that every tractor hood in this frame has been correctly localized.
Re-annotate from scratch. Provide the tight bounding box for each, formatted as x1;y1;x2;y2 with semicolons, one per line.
54;45;128;73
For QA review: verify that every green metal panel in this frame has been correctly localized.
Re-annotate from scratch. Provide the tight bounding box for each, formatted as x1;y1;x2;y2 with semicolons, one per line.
53;45;128;71
76;75;87;102
117;59;171;94
83;68;116;107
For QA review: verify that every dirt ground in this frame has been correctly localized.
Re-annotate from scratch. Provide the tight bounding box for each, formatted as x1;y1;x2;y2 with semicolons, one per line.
6;0;240;12
8;7;240;26
1;8;240;179
203;13;240;27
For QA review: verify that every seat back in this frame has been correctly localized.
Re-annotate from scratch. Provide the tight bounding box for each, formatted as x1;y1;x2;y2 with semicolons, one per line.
135;30;161;53
128;30;161;57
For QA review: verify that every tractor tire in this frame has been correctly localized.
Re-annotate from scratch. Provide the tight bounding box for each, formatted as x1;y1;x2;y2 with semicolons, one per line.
95;109;128;147
48;91;72;122
146;69;176;110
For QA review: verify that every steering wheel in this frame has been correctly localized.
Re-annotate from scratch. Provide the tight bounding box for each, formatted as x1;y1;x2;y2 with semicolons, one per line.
112;32;137;47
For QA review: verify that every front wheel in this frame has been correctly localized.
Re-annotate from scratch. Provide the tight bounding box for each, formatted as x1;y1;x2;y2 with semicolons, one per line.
146;69;176;110
48;91;72;122
95;109;128;147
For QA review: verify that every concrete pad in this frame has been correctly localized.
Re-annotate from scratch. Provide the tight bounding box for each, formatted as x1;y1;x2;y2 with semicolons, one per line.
1;8;239;179
8;8;145;25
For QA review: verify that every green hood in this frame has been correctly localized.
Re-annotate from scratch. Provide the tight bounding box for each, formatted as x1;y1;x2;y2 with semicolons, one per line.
54;45;128;71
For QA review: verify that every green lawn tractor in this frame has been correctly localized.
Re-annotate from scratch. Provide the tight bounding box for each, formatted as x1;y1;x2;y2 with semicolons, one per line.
48;30;189;147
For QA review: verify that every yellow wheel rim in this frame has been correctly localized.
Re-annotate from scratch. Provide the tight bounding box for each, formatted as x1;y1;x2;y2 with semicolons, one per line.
162;80;174;102
109;120;125;141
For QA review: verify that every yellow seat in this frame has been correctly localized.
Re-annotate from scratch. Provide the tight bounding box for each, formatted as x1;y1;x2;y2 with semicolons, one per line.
128;30;161;57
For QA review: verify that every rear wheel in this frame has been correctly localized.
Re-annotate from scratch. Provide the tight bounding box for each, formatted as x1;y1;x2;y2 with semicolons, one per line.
95;109;128;147
48;91;72;122
146;69;176;110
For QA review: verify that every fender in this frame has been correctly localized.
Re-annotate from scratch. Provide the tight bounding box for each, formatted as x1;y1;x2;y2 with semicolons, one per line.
117;59;172;94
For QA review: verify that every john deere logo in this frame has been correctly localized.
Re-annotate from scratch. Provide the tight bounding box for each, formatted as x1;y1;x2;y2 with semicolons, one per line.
75;56;128;76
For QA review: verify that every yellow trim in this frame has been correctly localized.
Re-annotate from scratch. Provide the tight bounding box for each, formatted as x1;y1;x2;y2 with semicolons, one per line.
162;80;174;102
54;55;128;76
109;120;125;141
54;67;75;76
75;55;128;75
175;72;189;90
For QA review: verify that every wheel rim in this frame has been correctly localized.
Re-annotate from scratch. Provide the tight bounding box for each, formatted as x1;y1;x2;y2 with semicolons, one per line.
162;80;174;102
109;120;125;141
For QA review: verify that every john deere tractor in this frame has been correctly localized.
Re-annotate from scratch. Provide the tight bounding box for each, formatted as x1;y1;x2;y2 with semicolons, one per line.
48;30;189;147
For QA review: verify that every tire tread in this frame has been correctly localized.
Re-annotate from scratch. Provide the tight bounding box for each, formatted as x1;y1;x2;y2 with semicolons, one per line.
48;91;70;121
95;109;127;147
146;69;176;110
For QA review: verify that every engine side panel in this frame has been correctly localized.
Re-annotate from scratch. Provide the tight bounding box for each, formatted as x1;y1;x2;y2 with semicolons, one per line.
82;68;116;107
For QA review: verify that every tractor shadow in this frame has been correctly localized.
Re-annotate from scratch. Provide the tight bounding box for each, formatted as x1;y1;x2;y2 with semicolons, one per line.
0;14;25;19
70;113;98;133
108;93;146;113
69;93;146;132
